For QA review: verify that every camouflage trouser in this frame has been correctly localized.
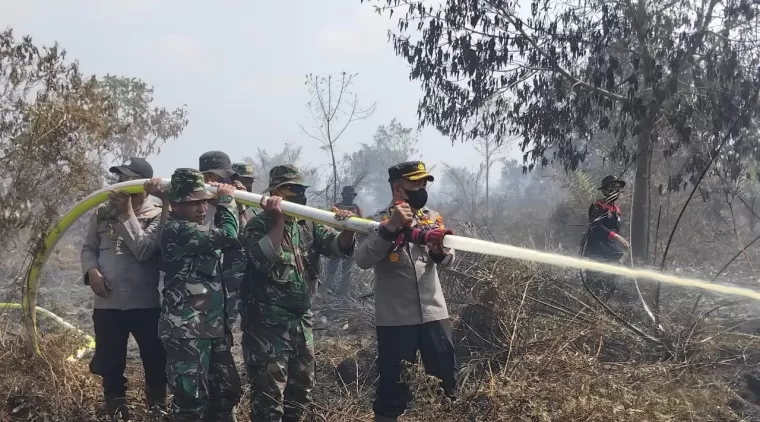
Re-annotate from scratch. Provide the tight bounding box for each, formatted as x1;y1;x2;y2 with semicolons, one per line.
163;336;242;422
324;257;354;296
242;306;315;422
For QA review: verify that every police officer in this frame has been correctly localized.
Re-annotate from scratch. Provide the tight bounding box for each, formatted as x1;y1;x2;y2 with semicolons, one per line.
81;157;167;421
354;161;457;422
581;175;630;299
325;185;363;296
156;168;242;422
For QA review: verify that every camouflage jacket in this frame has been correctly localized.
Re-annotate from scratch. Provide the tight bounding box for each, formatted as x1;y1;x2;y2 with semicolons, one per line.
159;201;241;339
242;213;352;322
201;202;248;329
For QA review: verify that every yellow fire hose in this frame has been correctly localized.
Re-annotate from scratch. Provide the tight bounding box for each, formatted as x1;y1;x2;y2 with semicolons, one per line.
1;302;95;361
22;179;760;355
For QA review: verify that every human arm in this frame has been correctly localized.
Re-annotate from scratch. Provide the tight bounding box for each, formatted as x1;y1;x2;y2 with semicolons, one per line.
113;209;161;262
80;212;112;296
81;212;100;281
354;204;413;269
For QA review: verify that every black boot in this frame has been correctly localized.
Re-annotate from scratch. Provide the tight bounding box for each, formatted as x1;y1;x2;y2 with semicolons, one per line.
145;385;170;422
105;396;130;422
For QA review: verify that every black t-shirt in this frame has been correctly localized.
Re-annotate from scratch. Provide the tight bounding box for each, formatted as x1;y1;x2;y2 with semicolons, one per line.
583;200;623;260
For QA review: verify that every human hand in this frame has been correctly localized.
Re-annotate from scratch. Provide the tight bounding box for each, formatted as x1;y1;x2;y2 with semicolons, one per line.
615;234;630;251
143;178;164;199
109;191;132;215
386;202;414;232
332;206;355;221
260;195;284;221
210;182;236;199
233;180;247;191
87;268;111;298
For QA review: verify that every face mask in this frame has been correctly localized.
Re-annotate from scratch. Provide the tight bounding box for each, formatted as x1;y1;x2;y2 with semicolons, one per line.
287;194;307;206
404;188;428;209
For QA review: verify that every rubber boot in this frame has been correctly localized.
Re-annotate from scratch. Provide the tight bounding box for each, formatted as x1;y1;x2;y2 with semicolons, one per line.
145;385;170;422
374;414;398;422
105;396;131;422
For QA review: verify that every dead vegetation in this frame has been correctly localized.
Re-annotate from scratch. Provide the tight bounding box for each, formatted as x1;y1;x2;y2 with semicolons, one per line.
4;245;760;421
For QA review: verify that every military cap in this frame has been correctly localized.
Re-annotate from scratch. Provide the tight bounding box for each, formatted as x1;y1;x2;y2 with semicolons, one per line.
165;168;215;202
199;151;237;179
109;157;153;178
388;161;434;183
264;164;310;193
599;175;626;190
341;185;357;195
232;163;257;179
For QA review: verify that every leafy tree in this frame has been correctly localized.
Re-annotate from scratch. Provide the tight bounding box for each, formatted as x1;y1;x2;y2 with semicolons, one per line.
343;118;421;209
243;143;318;197
300;73;376;205
439;163;485;218
0;29;188;353
96;75;188;160
363;0;760;260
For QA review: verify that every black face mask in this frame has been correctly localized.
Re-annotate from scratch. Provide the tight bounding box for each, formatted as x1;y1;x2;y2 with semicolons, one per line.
404;188;428;209
288;194;307;206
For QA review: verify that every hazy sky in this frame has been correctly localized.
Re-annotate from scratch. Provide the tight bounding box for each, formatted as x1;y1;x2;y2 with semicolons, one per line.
3;0;519;182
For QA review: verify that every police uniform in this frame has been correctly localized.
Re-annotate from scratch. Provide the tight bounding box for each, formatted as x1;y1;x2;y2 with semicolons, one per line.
325;185;363;295
354;161;457;421
80;157;167;421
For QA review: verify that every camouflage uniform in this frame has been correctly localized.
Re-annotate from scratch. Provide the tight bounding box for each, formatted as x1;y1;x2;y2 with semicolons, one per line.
232;162;258;230
159;168;243;422
241;165;354;422
199;152;248;331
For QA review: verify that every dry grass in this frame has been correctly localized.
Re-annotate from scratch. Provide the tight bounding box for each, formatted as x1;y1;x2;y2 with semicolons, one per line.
3;252;760;421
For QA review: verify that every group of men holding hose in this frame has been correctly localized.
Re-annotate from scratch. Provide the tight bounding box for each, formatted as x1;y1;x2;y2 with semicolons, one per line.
81;152;464;422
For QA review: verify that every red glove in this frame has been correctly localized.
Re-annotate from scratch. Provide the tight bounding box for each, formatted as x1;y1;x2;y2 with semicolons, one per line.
424;228;453;249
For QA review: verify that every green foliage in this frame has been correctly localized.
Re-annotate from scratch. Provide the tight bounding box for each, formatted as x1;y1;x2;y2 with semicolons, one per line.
0;29;187;252
363;0;760;181
342;119;421;207
96;75;188;160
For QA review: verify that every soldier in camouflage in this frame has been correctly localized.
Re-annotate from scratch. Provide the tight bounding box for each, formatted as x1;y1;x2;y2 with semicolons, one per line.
232;162;258;229
241;164;357;422
325;185;363;296
157;168;243;422
198;151;248;331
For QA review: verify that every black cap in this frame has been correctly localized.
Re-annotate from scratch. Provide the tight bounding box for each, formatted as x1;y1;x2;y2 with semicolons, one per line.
109;157;153;178
199;151;236;178
341;186;356;195
388;161;434;183
599;175;626;190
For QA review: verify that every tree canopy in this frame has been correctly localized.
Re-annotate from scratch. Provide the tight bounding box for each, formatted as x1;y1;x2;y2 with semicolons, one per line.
362;0;760;259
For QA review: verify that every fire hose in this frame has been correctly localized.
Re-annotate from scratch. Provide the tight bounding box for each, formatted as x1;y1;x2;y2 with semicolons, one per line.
21;179;760;355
